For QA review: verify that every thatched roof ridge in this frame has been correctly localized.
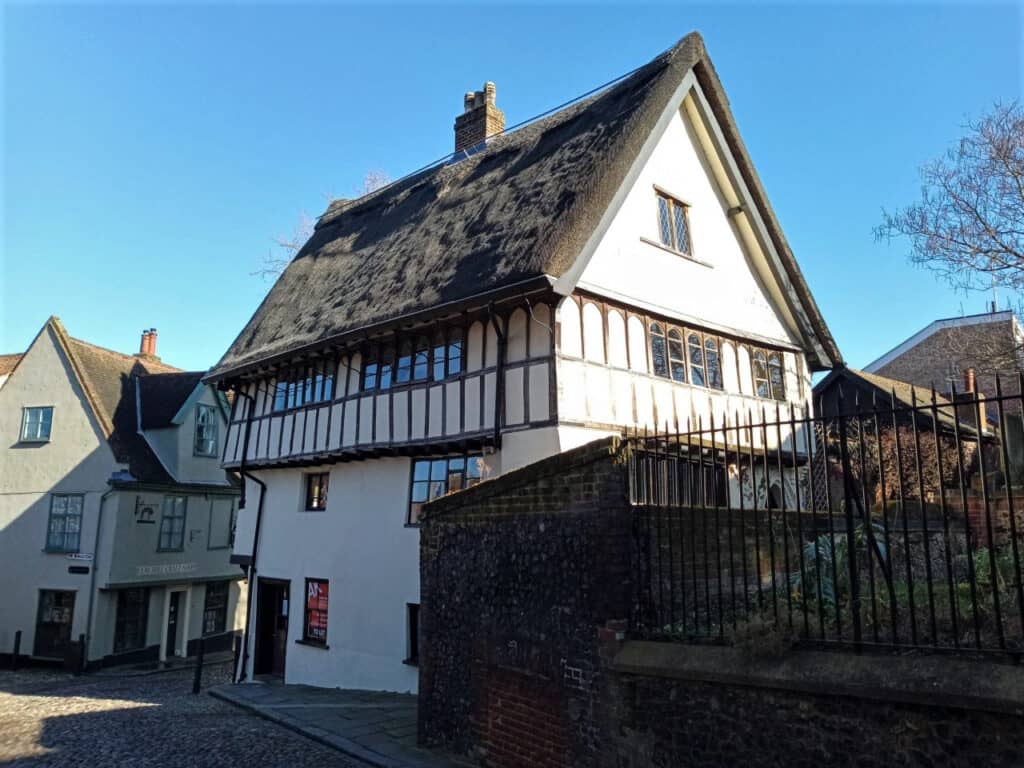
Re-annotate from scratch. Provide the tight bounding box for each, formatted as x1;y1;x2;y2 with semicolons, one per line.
209;32;839;381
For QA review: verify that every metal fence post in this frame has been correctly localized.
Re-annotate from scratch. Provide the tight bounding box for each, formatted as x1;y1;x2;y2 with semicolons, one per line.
12;630;21;671
193;638;206;694
836;388;863;649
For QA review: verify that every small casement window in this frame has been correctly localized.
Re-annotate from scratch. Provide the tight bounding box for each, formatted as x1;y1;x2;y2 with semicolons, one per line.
667;328;686;383
304;472;329;511
655;192;692;255
21;406;53;442
158;496;187;551
432;328;464;382
767;351;786;401
46;494;83;552
304;578;329;645
194;404;218;457
752;350;770;399
406;603;420;665
687;332;705;387
751;349;786;401
395;339;414;385
704;337;724;390
408;455;485;525
363;346;394;391
202;581;229;635
649;323;669;378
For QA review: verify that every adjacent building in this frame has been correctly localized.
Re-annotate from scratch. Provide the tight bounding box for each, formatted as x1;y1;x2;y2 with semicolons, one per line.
208;32;840;692
864;308;1024;403
0;317;244;668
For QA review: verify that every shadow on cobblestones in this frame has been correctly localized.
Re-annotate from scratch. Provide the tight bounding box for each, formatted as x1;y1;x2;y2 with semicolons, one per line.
0;661;365;767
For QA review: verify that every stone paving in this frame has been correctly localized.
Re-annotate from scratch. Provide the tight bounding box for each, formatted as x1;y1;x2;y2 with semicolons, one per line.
0;661;368;767
209;682;464;768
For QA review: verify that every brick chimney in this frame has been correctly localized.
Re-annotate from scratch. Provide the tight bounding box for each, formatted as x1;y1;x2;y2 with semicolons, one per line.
454;82;505;153
137;328;158;358
964;366;976;394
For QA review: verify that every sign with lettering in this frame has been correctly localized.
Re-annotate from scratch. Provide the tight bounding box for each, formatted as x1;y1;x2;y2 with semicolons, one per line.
66;553;93;561
135;562;198;577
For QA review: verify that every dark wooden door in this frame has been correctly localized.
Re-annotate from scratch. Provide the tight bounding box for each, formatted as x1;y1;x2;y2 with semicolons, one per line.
34;590;75;659
166;591;181;656
255;580;289;678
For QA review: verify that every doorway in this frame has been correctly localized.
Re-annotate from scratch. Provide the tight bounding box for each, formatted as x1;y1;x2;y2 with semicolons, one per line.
254;579;289;678
34;590;76;659
166;591;181;657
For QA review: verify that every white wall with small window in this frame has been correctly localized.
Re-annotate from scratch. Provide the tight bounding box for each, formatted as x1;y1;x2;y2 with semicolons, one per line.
146;383;232;486
574;90;802;360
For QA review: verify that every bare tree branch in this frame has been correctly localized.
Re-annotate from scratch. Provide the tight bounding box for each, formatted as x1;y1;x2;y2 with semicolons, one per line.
876;102;1024;296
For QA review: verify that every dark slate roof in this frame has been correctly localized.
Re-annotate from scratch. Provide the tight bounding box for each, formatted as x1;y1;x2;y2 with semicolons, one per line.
139;371;205;429
210;32;840;380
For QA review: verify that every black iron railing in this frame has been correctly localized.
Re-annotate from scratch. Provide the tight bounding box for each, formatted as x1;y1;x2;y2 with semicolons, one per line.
628;375;1024;660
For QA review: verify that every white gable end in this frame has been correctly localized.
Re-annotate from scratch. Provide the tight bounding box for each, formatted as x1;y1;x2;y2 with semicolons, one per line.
575;91;799;348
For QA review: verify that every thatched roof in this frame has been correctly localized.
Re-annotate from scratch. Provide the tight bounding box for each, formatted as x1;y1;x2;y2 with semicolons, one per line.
209;32;840;381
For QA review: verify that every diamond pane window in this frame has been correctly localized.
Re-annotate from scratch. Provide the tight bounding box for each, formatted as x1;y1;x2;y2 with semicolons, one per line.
655;192;692;255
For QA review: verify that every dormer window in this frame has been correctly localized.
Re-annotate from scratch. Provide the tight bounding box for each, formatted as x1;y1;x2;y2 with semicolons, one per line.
194;404;218;457
655;191;691;255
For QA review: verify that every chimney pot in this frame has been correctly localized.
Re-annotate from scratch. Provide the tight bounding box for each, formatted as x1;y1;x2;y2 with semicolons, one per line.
139;330;151;356
149;329;158;357
454;81;505;153
964;366;976;394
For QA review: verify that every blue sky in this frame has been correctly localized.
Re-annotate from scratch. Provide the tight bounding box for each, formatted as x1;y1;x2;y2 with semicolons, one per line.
2;3;1021;373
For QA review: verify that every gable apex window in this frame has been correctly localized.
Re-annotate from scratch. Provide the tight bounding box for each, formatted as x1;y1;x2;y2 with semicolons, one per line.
304;472;329;511
194;403;218;457
21;406;53;442
655;190;692;256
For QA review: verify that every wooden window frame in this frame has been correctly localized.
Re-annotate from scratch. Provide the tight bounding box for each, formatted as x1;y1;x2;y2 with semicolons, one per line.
302;578;329;646
304;472;329;511
158;496;187;552
45;493;83;553
113;587;149;653
654;190;693;256
407;454;485;526
202;581;229;636
194;403;219;457
271;362;335;412
649;322;669;379
21;406;54;443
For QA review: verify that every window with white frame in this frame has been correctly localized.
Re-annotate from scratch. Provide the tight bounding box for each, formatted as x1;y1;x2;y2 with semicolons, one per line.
21;406;53;442
158;496;187;551
46;494;83;552
194;403;218;457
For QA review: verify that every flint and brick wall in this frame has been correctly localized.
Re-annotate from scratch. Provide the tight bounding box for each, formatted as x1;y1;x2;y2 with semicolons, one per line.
418;436;1024;768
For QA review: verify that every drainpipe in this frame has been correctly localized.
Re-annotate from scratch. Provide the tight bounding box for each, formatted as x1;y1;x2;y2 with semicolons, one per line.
489;303;506;449
234;387;266;684
85;487;116;670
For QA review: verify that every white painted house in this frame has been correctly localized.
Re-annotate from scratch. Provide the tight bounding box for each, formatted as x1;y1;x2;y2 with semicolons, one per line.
0;318;245;668
208;32;840;692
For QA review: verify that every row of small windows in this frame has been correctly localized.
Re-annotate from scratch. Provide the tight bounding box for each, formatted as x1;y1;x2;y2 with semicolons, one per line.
649;324;723;390
272;362;336;412
560;299;791;402
363;330;464;391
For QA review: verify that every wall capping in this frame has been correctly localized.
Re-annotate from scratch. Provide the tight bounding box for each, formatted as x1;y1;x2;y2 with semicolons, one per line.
613;641;1024;717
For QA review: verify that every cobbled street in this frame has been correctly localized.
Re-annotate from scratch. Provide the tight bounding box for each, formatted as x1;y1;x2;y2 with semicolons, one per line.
0;662;369;767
